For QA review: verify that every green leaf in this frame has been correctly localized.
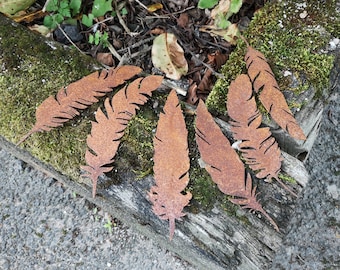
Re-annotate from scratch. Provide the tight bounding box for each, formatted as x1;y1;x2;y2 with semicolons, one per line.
82;13;94;27
43;14;64;29
216;14;231;29
46;0;59;12
69;0;81;15
89;33;94;44
59;0;71;18
198;0;218;9
55;13;64;23
121;7;128;15
92;0;113;17
94;31;101;45
100;32;109;48
43;15;54;28
229;0;242;13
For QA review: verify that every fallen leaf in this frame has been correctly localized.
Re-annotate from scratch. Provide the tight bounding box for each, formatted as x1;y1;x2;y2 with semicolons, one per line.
245;46;306;140
200;23;240;45
177;13;189;28
195;100;279;231
211;0;231;19
149;90;192;240
147;3;163;12
152;33;188;80
13;10;47;23
150;28;165;35
82;75;164;197
186;81;199;105
28;24;51;36
197;51;228;92
96;52;114;66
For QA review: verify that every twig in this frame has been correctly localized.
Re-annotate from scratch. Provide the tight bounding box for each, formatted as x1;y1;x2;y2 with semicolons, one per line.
42;0;52;12
181;43;225;79
106;43;122;62
114;2;138;36
117;36;155;54
134;0;148;10
57;24;84;54
134;0;161;18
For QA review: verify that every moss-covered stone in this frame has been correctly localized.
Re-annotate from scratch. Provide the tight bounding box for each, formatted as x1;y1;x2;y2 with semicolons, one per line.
206;0;338;114
0;14;99;179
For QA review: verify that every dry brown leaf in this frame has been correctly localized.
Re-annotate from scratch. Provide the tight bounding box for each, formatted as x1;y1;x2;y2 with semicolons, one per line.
199;24;240;45
17;66;142;145
195;100;279;231
211;0;231;19
81;75;163;198
149;90;192;240
151;33;188;80
227;75;296;196
245;46;306;141
177;12;189;28
96;53;114;66
197;51;228;92
186;80;199;105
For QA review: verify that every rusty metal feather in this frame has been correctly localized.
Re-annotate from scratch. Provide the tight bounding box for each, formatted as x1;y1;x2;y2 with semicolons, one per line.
227;75;296;196
81;75;163;198
149;90;192;240
195;100;279;231
17;66;142;145
227;74;282;180
245;46;306;141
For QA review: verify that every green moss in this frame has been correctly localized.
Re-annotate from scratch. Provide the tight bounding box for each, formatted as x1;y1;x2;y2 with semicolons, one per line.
278;173;297;184
207;0;338;114
0;15;99;179
221;197;251;226
117;105;158;178
183;113;221;211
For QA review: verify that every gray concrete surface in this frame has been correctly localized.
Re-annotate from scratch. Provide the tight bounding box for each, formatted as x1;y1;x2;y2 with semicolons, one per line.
0;148;196;270
271;54;340;269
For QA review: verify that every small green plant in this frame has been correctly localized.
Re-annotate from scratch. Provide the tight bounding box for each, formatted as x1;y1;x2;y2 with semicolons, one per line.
198;0;242;29
198;0;242;44
44;0;81;29
104;216;113;234
81;0;113;27
89;31;109;47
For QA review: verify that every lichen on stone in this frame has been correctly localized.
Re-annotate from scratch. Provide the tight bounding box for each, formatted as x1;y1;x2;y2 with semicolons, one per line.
206;0;338;114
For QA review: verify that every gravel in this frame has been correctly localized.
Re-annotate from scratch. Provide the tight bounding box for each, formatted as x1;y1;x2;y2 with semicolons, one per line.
0;149;196;270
